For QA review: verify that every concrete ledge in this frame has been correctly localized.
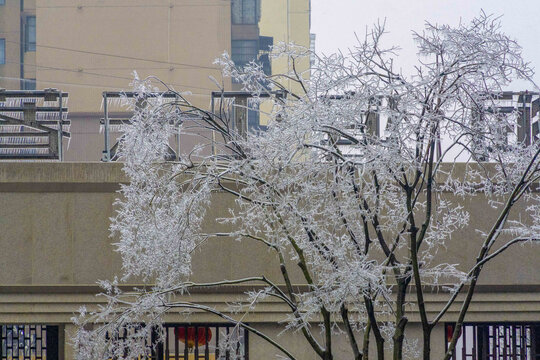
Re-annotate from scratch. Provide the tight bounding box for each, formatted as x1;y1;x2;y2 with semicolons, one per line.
0;162;127;192
1;284;539;294
0;287;539;324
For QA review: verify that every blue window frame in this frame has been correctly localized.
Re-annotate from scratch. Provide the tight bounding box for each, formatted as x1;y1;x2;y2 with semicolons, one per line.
231;0;260;25
231;40;258;67
25;16;36;52
22;79;36;90
0;39;5;65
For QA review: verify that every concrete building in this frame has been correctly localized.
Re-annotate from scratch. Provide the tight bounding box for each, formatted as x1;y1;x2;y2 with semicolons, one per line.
0;0;36;91
333;92;540;162
0;163;539;359
0;0;311;161
472;92;540;161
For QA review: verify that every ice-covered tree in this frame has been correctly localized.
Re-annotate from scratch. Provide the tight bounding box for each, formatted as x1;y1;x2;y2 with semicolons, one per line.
75;13;540;360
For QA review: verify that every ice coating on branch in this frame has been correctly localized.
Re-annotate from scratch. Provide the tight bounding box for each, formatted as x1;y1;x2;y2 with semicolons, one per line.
75;13;540;360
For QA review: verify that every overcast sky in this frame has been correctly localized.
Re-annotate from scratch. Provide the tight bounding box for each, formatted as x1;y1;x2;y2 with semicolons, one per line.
311;0;540;90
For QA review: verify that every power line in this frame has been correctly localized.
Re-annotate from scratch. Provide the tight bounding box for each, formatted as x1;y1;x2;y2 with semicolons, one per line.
37;6;227;9
2;60;218;93
0;75;212;97
37;3;228;9
4;39;223;71
64;66;173;71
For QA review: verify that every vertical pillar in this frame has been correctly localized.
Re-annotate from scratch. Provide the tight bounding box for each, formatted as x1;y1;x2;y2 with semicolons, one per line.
235;95;248;138
211;95;216;156
103;93;110;161
58;93;63;161
63;324;78;360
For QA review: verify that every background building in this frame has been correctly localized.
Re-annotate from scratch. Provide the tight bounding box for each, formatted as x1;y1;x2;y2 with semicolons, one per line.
0;0;36;91
0;0;312;160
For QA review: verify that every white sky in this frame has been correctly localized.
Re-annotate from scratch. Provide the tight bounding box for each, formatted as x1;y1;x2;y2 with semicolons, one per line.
311;0;540;90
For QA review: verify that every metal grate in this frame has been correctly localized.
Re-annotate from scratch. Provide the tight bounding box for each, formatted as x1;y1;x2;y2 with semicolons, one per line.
100;91;180;162
0;89;70;161
446;323;540;360
107;323;248;360
160;324;248;360
0;325;58;360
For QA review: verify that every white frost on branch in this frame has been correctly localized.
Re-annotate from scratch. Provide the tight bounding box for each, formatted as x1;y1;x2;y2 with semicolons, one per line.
76;12;540;360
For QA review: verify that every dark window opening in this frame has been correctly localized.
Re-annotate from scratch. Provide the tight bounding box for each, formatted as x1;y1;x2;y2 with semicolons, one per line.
0;39;5;65
258;36;273;75
25;16;36;52
22;79;36;90
231;40;258;67
162;323;248;360
231;37;273;77
231;0;260;25
1;324;59;360
445;323;540;360
106;323;248;360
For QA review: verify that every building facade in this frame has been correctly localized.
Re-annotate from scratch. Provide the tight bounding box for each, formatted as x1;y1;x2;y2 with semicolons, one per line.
0;163;539;359
0;0;312;161
0;0;36;90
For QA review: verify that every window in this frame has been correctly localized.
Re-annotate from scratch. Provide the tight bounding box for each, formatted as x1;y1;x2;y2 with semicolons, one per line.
161;324;247;359
22;79;36;90
0;39;5;65
231;40;258;67
231;0;260;24
25;16;36;52
1;324;59;360
0;0;5;5
445;323;540;360
107;323;248;359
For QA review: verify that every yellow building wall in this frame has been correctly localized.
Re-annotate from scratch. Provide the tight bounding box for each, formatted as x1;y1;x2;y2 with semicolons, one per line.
258;0;311;126
0;0;23;89
24;0;36;12
35;0;231;112
259;0;311;74
22;1;36;81
0;0;36;89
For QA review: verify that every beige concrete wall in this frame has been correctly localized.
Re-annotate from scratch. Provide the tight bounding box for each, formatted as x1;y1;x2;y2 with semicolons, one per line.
0;162;538;287
248;323;446;360
23;0;36;12
0;162;539;359
22;51;35;79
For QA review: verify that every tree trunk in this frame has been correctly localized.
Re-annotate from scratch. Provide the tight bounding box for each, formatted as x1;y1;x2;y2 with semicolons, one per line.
393;317;408;360
363;320;371;360
393;278;410;360
375;337;385;360
364;296;385;360
423;327;432;360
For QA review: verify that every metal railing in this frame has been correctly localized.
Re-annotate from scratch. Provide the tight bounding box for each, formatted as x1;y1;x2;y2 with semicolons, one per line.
0;89;69;160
